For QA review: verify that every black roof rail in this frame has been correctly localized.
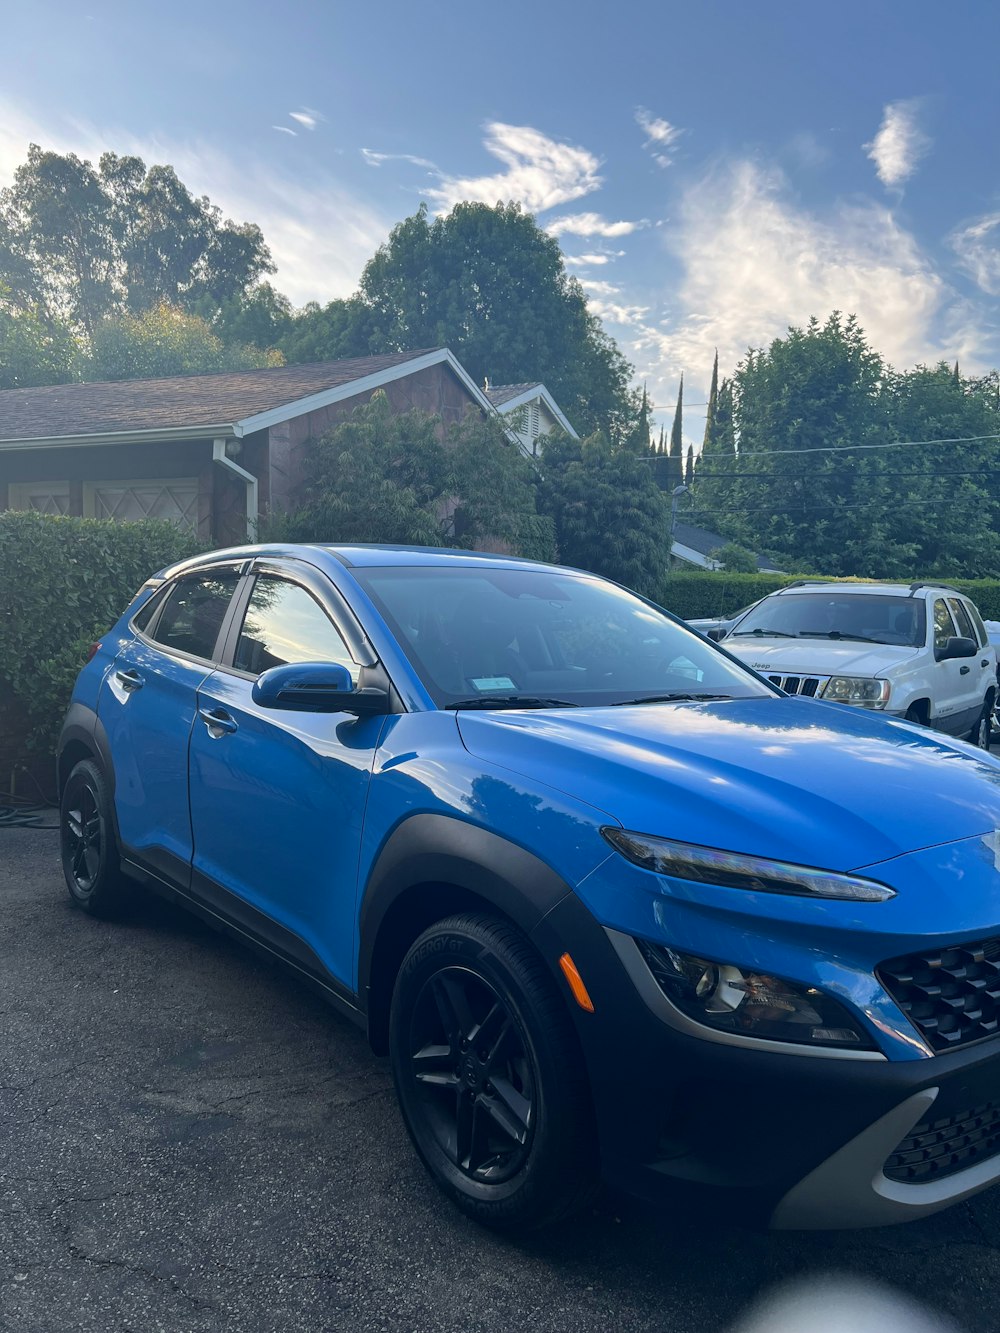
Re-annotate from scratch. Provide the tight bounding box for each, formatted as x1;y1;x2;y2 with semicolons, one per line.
908;582;960;596
779;579;839;590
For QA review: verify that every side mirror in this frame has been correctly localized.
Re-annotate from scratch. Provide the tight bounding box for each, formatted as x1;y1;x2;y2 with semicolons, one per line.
706;627;725;642
252;662;390;715
935;636;977;662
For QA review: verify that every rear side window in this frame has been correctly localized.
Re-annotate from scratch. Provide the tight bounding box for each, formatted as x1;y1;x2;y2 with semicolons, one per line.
150;570;242;661
234;575;358;681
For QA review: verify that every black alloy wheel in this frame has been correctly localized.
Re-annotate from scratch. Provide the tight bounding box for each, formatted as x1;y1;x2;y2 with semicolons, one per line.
390;913;597;1231
60;759;132;917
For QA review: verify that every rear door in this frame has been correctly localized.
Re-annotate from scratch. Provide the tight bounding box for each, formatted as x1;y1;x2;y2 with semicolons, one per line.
931;597;974;734
98;563;245;884
948;595;994;723
188;561;388;991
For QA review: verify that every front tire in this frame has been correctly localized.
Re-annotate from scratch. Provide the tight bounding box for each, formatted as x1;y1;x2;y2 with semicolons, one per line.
60;759;132;917
389;913;598;1232
970;698;993;751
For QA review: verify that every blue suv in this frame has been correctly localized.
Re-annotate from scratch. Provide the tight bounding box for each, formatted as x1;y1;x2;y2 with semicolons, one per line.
58;543;1000;1232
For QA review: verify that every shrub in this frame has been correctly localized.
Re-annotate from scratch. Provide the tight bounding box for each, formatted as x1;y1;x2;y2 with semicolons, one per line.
0;512;199;777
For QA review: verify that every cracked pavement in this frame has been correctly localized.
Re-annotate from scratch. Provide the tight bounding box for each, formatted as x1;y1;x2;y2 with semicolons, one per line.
4;828;1000;1332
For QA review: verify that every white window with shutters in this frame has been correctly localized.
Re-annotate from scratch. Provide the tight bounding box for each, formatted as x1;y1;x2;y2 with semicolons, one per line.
8;481;71;515
84;478;199;533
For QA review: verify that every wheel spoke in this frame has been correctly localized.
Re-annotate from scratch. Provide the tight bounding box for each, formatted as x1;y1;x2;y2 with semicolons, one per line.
83;847;100;880
412;1042;459;1087
470;1002;511;1064
429;973;476;1045
455;1091;476;1168
66;808;84;841
483;1075;532;1143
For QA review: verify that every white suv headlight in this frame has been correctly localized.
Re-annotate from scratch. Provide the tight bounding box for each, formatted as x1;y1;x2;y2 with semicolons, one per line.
821;676;891;707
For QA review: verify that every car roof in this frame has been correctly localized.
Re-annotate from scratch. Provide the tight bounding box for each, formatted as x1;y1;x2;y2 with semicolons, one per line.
156;542;588;581
767;582;961;599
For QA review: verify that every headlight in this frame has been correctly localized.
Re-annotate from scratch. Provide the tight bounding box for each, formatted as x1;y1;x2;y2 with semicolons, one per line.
635;939;875;1049
602;829;895;903
821;676;891;707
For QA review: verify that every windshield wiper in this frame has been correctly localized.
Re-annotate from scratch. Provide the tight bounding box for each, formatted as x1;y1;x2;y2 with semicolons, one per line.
611;692;734;706
729;627;797;638
446;695;579;710
797;631;879;643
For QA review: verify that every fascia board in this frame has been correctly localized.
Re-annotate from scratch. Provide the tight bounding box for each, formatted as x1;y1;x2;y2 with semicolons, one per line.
234;348;496;435
671;541;718;569
0;424;236;450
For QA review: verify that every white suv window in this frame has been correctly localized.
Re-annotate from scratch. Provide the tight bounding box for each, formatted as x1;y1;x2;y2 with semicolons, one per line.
933;599;958;650
947;598;977;644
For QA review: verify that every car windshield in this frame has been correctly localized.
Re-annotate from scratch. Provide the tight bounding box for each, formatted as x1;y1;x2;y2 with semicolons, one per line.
354;566;775;708
729;592;927;648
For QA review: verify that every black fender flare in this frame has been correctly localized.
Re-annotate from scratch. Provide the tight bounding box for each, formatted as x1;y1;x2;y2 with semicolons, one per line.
358;813;575;1043
57;703;115;799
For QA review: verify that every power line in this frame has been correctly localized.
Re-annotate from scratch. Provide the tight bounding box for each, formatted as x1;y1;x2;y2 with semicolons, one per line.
692;467;1000;481
694;431;1000;458
686;495;989;517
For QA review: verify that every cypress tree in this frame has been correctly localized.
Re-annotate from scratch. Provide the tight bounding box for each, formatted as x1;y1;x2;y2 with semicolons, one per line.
668;374;684;487
701;350;720;455
685;444;694;486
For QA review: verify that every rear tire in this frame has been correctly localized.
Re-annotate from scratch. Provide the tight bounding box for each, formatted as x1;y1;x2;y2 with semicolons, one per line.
60;759;133;918
389;912;598;1232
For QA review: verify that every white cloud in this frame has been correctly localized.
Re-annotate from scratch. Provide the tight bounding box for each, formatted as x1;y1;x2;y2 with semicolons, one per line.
635;108;683;168
564;251;625;267
579;279;621;295
864;100;930;189
361;148;439;171
587;297;650;328
546;211;647;238
288;108;322;131
272;126;297;137
596;157;998;443
423;122;601;214
950;213;1000;295
0;100;389;306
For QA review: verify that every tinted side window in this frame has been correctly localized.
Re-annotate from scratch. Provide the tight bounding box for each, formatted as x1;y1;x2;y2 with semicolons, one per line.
150;571;242;660
933;599;958;650
132;584;168;633
235;576;358;681
948;598;977;643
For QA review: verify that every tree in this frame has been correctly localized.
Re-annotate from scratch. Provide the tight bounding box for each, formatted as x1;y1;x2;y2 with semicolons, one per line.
667;374;684;487
85;303;283;381
624;384;651;454
709;542;757;573
0;287;77;388
685;445;694;486
0;144;276;336
281;201;638;442
267;391;555;560
537;432;669;595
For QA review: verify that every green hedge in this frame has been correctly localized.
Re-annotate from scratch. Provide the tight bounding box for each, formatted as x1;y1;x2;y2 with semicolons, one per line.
0;512;199;779
656;571;1000;621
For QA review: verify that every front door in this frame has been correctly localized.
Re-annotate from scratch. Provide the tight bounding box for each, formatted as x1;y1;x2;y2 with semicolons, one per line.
188;567;387;991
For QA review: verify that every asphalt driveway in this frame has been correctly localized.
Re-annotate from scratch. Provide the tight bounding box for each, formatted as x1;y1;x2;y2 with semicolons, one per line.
4;826;1000;1333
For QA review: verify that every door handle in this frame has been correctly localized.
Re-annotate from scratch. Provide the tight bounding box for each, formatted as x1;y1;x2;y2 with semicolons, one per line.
960;665;971;675
199;707;238;736
115;669;144;692
982;660;991;667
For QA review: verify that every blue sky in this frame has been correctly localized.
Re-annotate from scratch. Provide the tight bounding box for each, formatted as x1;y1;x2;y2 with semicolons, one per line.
3;0;999;443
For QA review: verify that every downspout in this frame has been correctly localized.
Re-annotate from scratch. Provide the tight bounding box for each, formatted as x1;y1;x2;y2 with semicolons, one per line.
212;438;258;541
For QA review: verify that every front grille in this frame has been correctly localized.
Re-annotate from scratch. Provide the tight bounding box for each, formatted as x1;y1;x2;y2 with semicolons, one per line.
884;1101;1000;1183
766;674;827;697
878;938;1000;1052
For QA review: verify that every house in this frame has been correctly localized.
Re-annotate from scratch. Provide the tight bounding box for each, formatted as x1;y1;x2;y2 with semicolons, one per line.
0;349;577;546
672;519;783;573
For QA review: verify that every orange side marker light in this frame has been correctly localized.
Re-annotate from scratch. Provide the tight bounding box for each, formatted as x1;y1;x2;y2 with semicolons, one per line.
559;952;595;1013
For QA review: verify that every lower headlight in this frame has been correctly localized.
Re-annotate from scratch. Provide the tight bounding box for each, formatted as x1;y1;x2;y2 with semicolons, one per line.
821;676;891;707
635;939;875;1049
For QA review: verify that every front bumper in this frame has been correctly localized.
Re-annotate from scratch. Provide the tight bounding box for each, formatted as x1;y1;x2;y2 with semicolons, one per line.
530;894;1000;1230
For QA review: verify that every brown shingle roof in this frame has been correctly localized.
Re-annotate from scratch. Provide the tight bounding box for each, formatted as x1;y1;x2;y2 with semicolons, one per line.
0;350;440;441
485;383;541;407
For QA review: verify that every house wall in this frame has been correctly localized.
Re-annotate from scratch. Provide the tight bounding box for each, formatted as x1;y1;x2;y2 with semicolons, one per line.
267;362;481;515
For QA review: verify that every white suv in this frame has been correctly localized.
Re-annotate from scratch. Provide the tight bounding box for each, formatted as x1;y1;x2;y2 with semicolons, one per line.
721;581;997;749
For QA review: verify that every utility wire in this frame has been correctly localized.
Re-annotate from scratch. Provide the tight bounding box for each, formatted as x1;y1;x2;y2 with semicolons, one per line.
691;467;1000;481
686;495;988;517
688;431;1000;458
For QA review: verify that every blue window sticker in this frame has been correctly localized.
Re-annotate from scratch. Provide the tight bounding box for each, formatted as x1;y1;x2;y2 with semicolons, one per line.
470;676;516;691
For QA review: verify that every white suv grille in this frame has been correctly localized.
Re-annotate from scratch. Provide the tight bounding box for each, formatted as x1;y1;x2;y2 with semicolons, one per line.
765;674;829;698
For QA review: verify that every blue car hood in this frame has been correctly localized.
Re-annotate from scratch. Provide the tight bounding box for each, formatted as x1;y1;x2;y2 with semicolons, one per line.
457;697;1000;873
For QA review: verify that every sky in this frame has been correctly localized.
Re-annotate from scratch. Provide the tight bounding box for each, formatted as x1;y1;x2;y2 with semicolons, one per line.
2;0;999;447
